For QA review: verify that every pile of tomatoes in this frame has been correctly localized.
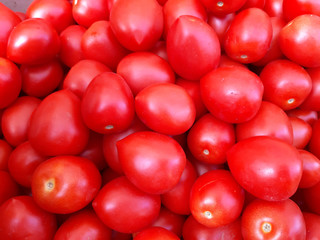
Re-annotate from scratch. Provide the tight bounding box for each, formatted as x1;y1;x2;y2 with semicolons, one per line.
1;0;320;239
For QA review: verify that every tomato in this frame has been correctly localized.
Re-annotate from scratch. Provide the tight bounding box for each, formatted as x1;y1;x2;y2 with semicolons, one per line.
298;150;320;189
31;155;101;214
92;176;161;233
286;108;318;126
190;169;245;228
7;18;60;65
28;89;89;156
81;72;135;134
264;0;284;18
236;101;293;144
289;116;312;149
187;113;235;164
135;83;196;135
117;52;175;96
0;195;57;240
224;8;272;63
218;54;248;69
0;139;12;170
240;0;266;9
151;40;169;62
308;119;320;159
53;209;112;240
283;0;320;21
81;20;129;71
110;0;163;51
241;198;306;239
134;227;179;240
167;15;220;81
303;212;320;239
0;57;22;109
300;67;320;111
200;66;264;123
200;0;246;15
21;59;64;98
279;14;320;68
0;170;19;205
117;131;186;194
26;0;74;33
227;136;303;201
207;13;235;46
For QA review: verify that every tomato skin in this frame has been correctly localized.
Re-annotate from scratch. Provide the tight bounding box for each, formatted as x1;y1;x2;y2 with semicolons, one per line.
283;0;320;21
187;113;235;164
32;155;101;214
0;195;57;240
289;116;312;149
300;67;320;111
200;0;247;15
308;119;320;159
303;212;320;239
224;8;272;63
190;169;245;228
200;66;264;123
241;199;306;240
0;57;22;109
167;15;220;81
264;0;284;18
28;89;89;156
81;72;135;134
53;209;112;240
0;170;19;205
298;150;320;189
208;13;235;46
110;0;163;51
286;108;318;126
7;18;60;65
135;83;196;135
134;227;179;240
117;131;186;194
92;176;161;234
117;52;175;96
0;139;12;171
279;14;320;68
303;181;320;215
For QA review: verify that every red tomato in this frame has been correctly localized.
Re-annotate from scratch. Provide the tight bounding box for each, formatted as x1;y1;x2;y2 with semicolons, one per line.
135;83;196;135
0;196;57;240
190;169;245;228
92;176;161;233
279;14;320;68
300;67;320;111
260;59;312;110
286;108;318;126
227;136;303;201
236;101;293;144
0;139;12;170
53;209;112;240
187;113;235;164
240;0;266;9
218;54;248;69
167;15;220;81
207;13;235;46
150;40;169;61
200;66;264;123
264;0;284;18
308;119;320;159
283;0;320;21
303;181;320;215
28;89;89;156
81;72;135;134
0;170;19;205
26;0;74;33
117;52;175;95
81;20;129;71
1;96;41;146
32;155;101;214
110;0;163;51
224;8;272;63
134;227;179;240
289;116;312;149
200;0;246;15
241;198;306;239
0;57;22;109
21;59;64;98
303;212;320;239
117;131;186;194
298;150;320;189
101;167;122;186
7;18;60;65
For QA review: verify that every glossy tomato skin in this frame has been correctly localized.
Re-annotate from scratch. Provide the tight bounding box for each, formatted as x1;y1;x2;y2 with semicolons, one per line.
298;150;320;189
200;66;264;123
31;155;101;214
0;139;12;170
201;0;246;15
264;0;284;18
167;15;220;81
0;170;19;205
283;0;320;21
117;52;175;96
0;196;57;240
135;83;196;135
303;181;320;215
286;108;318;126
81;72;135;134
134;227;179;240
224;8;272;63
92;176;161;233
303;212;320;239
28;89;89;156
53;209;112;240
227;136;303;201
117;131;186;194
7;18;60;65
300;67;320;111
190;169;245;228
208;13;235;46
110;0;163;51
241;199;306;240
308;119;320;159
289;116;312;149
279;14;320;68
0;57;22;109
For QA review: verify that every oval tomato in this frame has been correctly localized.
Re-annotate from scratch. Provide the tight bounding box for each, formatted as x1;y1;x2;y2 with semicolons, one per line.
283;0;320;21
134;227;179;240
298;150;320;189
0;170;19;205
303;212;320;239
289;116;312;149
200;0;246;15
0;139;12;171
300;67;320;111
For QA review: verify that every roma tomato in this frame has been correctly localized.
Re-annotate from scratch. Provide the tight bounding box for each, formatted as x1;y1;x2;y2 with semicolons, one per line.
303;181;320;215
200;66;264;123
92;176;161;233
300;67;320;111
167;15;220;81
0;139;12;170
28;89;89;156
200;0;246;15
289;116;312;149
117;131;186;194
135;83;196;135
264;0;284;18
308;119;320;159
303;212;320;239
207;13;235;46
283;0;320;21
227;136;303;201
31;155;101;214
286;108;318;126
81;72;135;134
298;150;320;189
134;227;179;240
190;169;245;228
0;170;19;205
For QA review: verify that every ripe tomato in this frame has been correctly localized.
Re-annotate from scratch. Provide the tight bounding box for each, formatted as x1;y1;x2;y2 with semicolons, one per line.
0;170;19;205
298;150;320;189
308;119;320;159
207;13;235;46
289;116;312;149
286;108;318;126
264;0;284;18
300;67;320;111
200;0;246;15
134;227;179;240
283;0;320;21
31;155;101;214
303;181;320;215
303;212;320;239
0;139;12;170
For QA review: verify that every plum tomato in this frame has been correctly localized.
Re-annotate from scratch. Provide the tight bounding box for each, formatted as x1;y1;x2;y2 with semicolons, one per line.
300;67;320;111
298;149;320;189
0;139;12;171
282;0;320;21
0;170;19;205
303;212;320;239
289;116;312;149
134;227;179;240
200;0;246;15
308;119;320;159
